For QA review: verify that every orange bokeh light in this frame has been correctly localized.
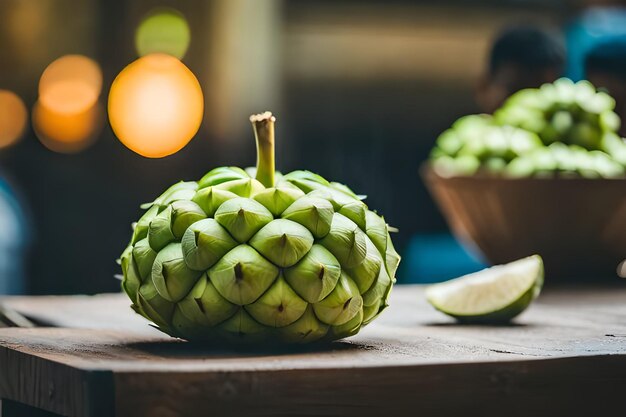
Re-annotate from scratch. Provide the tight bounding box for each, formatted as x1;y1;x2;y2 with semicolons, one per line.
33;100;103;153
0;90;28;149
39;55;102;115
108;53;204;158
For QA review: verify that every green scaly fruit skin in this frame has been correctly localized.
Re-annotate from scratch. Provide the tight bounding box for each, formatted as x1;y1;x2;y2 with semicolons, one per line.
120;113;400;344
427;262;544;324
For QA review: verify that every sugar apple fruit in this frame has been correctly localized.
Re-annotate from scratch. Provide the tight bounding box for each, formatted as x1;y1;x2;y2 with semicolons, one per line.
119;112;400;344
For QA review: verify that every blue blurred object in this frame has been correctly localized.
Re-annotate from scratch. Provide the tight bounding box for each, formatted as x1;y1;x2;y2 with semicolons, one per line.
0;175;30;294
566;7;626;81
400;233;487;283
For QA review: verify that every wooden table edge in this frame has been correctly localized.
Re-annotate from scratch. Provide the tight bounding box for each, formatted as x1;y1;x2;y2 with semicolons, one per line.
2;341;626;417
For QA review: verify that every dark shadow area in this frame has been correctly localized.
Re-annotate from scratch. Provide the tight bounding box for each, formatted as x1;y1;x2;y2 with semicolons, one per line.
123;338;372;359
1;399;62;417
422;321;531;328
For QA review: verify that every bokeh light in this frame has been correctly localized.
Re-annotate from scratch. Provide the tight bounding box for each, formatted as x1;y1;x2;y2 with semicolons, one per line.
39;55;102;115
34;55;104;153
0;90;28;149
108;53;204;158
33;101;103;154
135;9;190;59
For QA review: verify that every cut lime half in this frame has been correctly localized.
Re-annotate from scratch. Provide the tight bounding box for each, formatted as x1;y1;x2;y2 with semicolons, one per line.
425;255;543;323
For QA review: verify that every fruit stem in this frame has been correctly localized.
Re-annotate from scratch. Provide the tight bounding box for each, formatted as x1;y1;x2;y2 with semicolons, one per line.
250;111;276;188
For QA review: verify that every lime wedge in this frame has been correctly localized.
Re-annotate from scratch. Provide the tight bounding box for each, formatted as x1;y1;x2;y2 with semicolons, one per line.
425;255;543;323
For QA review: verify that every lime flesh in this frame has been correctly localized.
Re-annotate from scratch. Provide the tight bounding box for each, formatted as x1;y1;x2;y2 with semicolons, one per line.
425;255;543;323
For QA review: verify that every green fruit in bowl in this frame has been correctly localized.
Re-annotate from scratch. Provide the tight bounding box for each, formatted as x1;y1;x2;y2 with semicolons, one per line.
431;79;626;178
119;112;400;344
431;117;542;176
602;133;626;166
496;78;620;151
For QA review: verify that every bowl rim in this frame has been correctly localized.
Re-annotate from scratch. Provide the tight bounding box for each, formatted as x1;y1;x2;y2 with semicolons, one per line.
420;163;626;183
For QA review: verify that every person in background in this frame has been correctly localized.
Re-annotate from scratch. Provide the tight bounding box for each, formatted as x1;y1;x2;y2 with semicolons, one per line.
0;174;30;294
585;40;626;136
476;25;567;114
566;5;626;83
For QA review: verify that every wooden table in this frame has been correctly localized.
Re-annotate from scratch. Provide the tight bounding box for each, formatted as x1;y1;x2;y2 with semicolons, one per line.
0;285;625;417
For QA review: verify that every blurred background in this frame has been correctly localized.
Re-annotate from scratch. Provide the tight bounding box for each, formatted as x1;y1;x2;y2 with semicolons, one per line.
0;0;623;295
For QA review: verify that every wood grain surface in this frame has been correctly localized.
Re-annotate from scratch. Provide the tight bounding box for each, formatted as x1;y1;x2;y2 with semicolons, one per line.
0;285;625;417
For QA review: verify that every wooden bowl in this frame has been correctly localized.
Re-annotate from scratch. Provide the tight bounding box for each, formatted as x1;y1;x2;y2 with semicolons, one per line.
422;166;626;281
